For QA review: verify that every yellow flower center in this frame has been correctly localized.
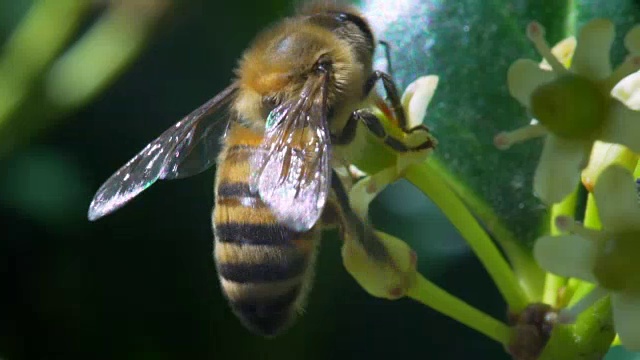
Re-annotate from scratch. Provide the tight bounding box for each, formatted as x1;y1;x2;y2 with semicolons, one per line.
593;232;640;291
530;74;609;139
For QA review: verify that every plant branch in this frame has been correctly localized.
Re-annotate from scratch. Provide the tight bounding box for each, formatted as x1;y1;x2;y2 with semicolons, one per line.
408;274;511;345
405;160;529;312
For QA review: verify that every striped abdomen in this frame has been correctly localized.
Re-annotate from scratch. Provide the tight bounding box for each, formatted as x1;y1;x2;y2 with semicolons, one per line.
213;124;321;337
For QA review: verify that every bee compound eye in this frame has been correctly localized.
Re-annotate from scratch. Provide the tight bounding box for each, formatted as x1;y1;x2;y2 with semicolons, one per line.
315;54;333;73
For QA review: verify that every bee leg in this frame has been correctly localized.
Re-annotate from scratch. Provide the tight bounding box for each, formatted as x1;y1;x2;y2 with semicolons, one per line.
319;196;341;231
352;109;435;152
377;40;395;79
330;110;358;145
331;170;417;300
334;107;434;152
330;170;391;264
345;109;435;222
363;70;407;130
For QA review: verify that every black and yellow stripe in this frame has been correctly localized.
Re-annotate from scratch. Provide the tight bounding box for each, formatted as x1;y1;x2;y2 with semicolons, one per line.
212;123;321;337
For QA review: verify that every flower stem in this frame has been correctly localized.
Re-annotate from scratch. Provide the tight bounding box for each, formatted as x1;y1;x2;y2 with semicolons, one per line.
408;274;511;345
542;275;566;307
405;160;529;312
583;194;601;230
568;281;596;308
561;277;586;308
563;0;577;38
425;157;545;302
612;335;621;346
563;184;600;309
542;188;578;306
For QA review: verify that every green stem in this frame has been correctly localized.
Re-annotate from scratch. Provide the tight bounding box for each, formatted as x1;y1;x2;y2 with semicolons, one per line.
612;335;621;346
0;0;91;127
408;274;511;345
542;275;566;307
427;157;545;302
542;188;578;306
561;277;586;308
561;192;600;309
583;194;601;230
405;160;529;312
568;282;596;308
559;184;601;311
539;296;614;360
563;0;577;38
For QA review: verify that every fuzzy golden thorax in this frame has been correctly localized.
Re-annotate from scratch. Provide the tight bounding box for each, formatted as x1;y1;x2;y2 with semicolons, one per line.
232;7;375;133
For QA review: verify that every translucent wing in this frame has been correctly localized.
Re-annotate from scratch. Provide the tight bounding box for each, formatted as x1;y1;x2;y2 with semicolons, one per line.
161;111;232;180
250;75;331;232
88;84;238;221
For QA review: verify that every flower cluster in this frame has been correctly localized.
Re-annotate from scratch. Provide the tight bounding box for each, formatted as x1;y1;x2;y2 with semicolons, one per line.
495;19;640;204
341;15;640;358
534;165;640;350
496;18;640;353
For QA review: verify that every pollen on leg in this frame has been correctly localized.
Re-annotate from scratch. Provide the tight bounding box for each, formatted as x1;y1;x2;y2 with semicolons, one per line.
526;21;568;74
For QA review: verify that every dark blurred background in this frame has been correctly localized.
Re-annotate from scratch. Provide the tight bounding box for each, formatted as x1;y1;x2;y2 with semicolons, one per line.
2;0;639;359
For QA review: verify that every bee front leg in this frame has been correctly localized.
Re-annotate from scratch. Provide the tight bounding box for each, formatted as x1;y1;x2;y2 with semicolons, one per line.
363;71;436;138
333;107;434;152
345;109;435;224
363;70;408;130
350;109;435;152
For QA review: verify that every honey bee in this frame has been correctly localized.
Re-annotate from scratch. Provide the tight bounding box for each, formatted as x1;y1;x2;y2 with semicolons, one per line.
88;1;434;337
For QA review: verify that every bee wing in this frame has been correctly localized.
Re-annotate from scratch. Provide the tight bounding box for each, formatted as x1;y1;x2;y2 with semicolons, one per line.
88;84;238;221
249;75;331;232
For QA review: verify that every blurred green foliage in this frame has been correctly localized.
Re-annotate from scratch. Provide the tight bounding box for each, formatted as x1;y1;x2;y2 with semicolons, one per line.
0;0;639;359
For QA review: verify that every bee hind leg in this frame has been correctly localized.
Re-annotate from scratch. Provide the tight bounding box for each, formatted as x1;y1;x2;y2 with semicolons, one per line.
331;170;418;300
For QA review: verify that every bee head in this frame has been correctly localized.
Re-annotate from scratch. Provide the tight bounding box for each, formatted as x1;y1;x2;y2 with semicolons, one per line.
234;4;374;125
302;4;375;69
